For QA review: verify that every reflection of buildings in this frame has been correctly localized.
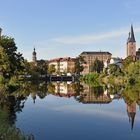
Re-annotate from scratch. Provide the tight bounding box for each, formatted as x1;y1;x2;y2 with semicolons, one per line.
80;51;112;75
127;101;136;130
80;84;112;104
53;82;75;98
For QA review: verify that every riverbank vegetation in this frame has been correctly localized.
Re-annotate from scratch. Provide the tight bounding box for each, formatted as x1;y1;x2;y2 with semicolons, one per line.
82;56;140;87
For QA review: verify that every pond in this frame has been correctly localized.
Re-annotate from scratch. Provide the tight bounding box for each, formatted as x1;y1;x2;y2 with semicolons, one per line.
0;82;140;140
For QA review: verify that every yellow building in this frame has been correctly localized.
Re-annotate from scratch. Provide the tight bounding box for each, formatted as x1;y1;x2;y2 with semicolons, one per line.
49;57;76;75
52;82;75;97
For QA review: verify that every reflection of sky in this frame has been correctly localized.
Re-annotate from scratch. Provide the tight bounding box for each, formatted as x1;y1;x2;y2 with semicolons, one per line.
16;95;140;140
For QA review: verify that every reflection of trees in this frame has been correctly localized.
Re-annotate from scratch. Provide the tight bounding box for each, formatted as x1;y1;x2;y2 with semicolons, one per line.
122;84;140;105
47;83;55;94
106;85;123;95
76;85;111;104
0;94;25;126
0;92;28;139
0;81;49;139
122;84;140;130
13;81;48;103
72;82;84;96
92;86;104;98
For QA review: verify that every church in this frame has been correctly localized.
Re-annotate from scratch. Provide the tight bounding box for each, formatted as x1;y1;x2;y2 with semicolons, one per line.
126;25;140;60
127;25;136;58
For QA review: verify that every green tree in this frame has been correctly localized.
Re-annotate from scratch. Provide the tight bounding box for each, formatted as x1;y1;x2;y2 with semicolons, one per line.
123;56;133;69
91;59;104;73
37;60;48;76
0;36;25;79
108;64;123;76
75;56;85;76
125;60;140;84
0;46;11;78
48;64;56;75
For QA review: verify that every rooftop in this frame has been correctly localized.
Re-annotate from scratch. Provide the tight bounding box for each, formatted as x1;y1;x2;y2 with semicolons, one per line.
49;57;76;62
81;51;112;55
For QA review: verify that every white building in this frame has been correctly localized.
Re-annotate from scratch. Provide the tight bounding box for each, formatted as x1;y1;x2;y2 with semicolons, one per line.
104;57;123;68
49;57;75;75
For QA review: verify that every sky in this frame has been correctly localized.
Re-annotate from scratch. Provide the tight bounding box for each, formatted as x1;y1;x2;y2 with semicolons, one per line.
1;0;140;61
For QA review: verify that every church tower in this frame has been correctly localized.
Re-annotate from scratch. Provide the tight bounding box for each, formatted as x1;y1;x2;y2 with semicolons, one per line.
127;102;136;130
32;48;37;63
127;25;136;59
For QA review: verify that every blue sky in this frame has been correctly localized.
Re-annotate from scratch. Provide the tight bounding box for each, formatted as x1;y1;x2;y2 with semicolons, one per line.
1;0;140;60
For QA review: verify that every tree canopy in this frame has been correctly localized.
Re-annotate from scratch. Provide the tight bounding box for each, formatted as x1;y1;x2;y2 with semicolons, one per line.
91;59;104;73
0;36;25;79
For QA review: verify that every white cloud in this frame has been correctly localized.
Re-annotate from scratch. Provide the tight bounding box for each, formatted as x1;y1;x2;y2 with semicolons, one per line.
51;26;140;45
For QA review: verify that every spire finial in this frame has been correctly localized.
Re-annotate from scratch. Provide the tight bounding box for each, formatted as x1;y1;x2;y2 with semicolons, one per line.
127;24;136;43
33;46;35;52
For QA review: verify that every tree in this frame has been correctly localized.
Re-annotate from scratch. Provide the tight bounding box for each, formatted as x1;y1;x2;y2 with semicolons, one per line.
108;64;123;76
48;64;56;75
37;60;48;76
136;48;140;60
0;36;25;78
91;59;104;73
123;56;134;69
75;56;85;76
0;46;11;78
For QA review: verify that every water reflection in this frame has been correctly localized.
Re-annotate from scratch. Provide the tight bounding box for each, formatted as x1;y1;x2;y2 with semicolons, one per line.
46;82;139;131
0;92;32;139
127;101;136;130
0;82;140;139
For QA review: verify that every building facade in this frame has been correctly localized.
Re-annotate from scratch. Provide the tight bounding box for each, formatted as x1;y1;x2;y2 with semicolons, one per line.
126;25;136;60
48;57;76;75
104;57;123;68
80;51;112;75
50;82;75;98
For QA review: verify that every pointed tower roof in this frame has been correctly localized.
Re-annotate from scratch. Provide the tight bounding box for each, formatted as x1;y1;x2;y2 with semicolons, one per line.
129;112;136;130
127;101;136;131
32;47;36;55
127;25;136;43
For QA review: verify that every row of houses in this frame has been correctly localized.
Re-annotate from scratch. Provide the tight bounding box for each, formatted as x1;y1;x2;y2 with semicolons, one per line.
32;25;140;75
49;57;76;74
32;49;113;75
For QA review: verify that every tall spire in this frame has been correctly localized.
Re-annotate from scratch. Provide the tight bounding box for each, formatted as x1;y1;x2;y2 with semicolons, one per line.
128;112;136;130
32;47;37;63
128;25;136;43
127;102;136;131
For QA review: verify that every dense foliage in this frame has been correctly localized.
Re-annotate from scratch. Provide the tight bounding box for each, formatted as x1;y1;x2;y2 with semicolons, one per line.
90;59;104;73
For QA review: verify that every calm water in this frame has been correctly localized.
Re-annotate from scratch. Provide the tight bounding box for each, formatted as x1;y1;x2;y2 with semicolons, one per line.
1;82;140;140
